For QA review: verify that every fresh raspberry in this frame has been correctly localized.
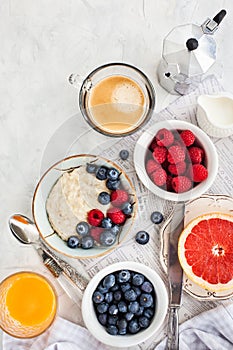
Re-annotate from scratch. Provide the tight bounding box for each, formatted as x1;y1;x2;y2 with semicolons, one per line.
111;190;129;207
172;176;192;193
155;128;174;147
87;209;104;226
167;145;186;164
151;168;167;186
168;161;186;175
188;147;204;164
149;137;158;151
180;130;195;146
192;164;208;182
107;207;126;225
166;175;173;192
146;159;161;175
152;146;167;164
89;227;104;242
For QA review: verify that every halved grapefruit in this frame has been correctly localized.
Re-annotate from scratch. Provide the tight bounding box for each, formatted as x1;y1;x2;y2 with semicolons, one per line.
178;212;233;292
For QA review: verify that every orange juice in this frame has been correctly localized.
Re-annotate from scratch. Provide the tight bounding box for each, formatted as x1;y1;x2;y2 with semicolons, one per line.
0;272;57;338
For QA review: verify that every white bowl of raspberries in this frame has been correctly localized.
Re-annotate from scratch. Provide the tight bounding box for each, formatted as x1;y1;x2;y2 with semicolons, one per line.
134;120;218;202
82;261;168;347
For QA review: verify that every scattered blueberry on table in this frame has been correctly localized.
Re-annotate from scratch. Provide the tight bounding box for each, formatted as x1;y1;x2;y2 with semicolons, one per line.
119;149;129;160
92;269;156;336
150;211;164;224
135;231;150;245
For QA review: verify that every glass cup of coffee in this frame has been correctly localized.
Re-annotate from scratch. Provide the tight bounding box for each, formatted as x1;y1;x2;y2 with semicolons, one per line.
0;271;57;338
69;63;156;137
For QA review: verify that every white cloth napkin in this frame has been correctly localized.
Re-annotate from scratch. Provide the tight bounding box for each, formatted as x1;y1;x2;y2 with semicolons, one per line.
2;316;108;350
155;303;233;350
3;304;233;350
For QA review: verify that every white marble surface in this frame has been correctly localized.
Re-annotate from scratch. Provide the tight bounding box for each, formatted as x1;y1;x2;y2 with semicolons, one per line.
1;0;233;348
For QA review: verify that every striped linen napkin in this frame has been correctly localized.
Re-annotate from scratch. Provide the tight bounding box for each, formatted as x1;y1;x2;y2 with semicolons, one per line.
155;303;233;350
3;316;108;350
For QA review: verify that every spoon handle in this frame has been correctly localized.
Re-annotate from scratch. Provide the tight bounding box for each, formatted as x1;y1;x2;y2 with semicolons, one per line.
39;240;89;292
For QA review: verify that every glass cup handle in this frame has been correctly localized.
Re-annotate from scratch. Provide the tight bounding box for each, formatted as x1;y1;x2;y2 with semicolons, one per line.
68;73;92;91
68;73;84;89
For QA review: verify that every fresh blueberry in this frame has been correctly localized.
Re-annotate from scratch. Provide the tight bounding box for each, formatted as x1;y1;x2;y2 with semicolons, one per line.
100;230;116;246
139;316;150;329
103;274;116;289
118;270;131;283
106;179;120;190
107;325;118;335
105;292;113;303
111;224;121;236
118;327;127;335
119;149;129;160
117;318;127;332
98;313;107;326
76;221;89;236
125;312;134;321
92;291;104;304
132;274;145;286
81;235;94;249
107;168;120;181
113;290;122;302
118;301;127;313
132;286;141;297
141;281;153;293
101;217;113;229
124;289;137;302
108;304;119;316
96;166;108;180
135;306;144;316
128;319;140;334
128;301;140;314
97;284;109;294
135;231;150;245
150;211;164;224
121;282;131;293
122;202;133;216
86;163;97;174
108;315;118;325
144;308;154;319
140;293;154;308
98;191;111;205
110;283;119;292
97;302;109;314
67;236;79;248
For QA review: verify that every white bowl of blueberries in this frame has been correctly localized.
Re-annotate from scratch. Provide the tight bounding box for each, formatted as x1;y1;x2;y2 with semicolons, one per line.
82;261;168;347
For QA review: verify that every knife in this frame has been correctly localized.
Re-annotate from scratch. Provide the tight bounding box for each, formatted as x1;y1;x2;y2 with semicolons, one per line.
165;203;185;350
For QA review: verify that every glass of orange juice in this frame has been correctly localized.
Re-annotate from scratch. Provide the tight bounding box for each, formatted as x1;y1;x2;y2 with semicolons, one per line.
0;271;57;338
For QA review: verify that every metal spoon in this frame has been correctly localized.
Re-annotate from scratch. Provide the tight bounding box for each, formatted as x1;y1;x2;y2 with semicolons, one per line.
9;214;88;296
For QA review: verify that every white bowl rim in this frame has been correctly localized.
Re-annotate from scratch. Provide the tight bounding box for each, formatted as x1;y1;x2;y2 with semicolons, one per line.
81;261;168;347
133;120;219;202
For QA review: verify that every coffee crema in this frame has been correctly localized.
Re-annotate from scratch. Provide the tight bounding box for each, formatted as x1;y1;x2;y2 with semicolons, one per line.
87;75;146;134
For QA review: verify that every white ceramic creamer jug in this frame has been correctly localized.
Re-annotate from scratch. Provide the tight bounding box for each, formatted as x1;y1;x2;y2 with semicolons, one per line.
196;93;233;138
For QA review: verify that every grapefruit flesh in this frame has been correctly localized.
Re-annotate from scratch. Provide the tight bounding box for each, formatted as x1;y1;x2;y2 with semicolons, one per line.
178;213;233;291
